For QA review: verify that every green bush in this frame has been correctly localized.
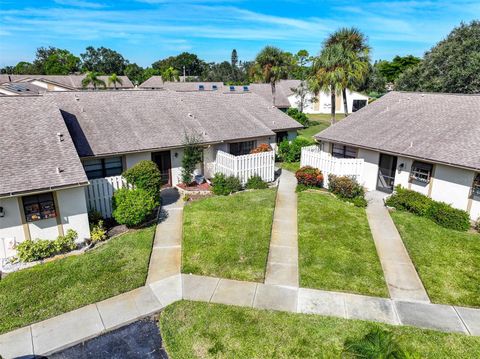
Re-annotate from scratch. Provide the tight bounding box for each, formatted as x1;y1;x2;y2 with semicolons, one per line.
246;175;268;189
212;173;242;195
112;188;157;227
122;160;162;198
475;218;480;232
286;108;310;127
88;210;103;225
386;186;471;231
295;166;324;188
426;201;471;232
16;230;78;262
278;137;311;163
385;186;432;216
90;220;107;243
328;175;366;208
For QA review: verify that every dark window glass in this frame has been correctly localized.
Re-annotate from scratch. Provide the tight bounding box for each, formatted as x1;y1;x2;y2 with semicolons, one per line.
229;141;256;156
352;99;367;112
83;157;123;179
410;161;433;183
23;193;56;222
332;144;357;159
276;132;288;144
198;85;205;91
472;173;480;197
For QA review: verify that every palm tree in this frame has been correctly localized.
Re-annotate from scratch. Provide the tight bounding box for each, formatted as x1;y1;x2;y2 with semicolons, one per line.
161;66;180;82
251;46;290;106
107;73;123;90
324;27;370;115
82;71;106;90
310;43;348;124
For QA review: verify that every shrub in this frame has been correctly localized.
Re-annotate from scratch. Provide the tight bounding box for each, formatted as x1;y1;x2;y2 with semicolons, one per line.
212;173;242;195
88;210;103;225
181;134;203;184
426;201;471;231
16;230;78;262
386;186;471;231
385;186;432;216
287;108;310;127
295;166;323;188
112;188;157;227
246;175;268;189
90;220;107;243
122;160;162;198
278;137;311;163
328;175;366;208
250;143;272;154
476;218;480;232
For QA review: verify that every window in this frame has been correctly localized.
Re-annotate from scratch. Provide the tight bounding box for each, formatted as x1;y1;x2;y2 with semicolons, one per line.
472;173;480;197
198;85;205;91
276;131;288;144
23;193;56;222
331;144;357;159
83;157;123;179
410;161;433;183
229;141;256;156
352;99;367;112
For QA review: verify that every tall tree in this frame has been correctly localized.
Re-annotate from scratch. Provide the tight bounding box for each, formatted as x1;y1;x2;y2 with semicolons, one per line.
12;61;36;75
81;46;128;75
124;63;145;86
396;20;480;93
324;27;370;115
251;46;290;106
34;47;80;75
292;50;311;112
231;49;238;67
376;55;421;83
82;71;106;90
152;52;207;77
107;73;123;89
161;66;180;82
310;44;348;124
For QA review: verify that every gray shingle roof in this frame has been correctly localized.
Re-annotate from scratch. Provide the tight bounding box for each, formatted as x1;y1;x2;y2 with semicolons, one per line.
0;75;134;89
50;90;302;157
0;96;88;196
315;91;480;171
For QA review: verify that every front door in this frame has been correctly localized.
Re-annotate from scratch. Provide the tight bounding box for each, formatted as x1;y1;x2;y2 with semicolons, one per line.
152;151;172;187
376;154;397;193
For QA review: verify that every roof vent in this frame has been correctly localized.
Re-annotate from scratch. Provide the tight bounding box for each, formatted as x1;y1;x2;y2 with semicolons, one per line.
56;167;64;174
198;85;205;91
187;113;194;119
212;85;218;90
57;133;64;142
243;86;249;92
229;86;235;91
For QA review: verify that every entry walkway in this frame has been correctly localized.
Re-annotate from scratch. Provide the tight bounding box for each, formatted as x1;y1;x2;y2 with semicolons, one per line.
146;188;183;284
265;169;299;287
366;191;430;302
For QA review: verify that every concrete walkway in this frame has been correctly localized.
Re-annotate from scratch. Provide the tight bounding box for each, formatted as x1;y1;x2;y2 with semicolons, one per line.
366;191;430;302
146;188;183;284
3;273;479;358
265;169;299;287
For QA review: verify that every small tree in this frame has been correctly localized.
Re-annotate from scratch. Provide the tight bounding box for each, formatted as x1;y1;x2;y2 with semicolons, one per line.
122;160;162;198
181;133;203;184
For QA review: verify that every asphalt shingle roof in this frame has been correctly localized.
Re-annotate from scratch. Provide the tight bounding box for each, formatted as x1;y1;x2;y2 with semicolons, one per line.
0;75;134;89
50;90;302;157
315;91;480;171
0;96;88;196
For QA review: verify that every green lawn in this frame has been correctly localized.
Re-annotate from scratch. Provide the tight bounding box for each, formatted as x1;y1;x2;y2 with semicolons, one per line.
182;189;276;282
0;226;155;334
160;301;480;359
298;191;388;297
297;114;345;143
391;211;480;307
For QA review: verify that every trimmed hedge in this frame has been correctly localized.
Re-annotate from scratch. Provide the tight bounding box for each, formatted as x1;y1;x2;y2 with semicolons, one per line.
278;137;311;163
328;175;367;208
122;160;162;198
246;175;268;189
112;188;158;227
212;173;242;195
386;186;470;231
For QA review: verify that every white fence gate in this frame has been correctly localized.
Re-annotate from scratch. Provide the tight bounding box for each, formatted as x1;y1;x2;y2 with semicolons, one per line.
214;150;275;184
300;145;364;187
84;175;129;218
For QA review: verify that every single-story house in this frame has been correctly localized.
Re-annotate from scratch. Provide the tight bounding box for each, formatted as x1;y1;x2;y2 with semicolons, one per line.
0;90;301;256
0;75;134;91
314;91;480;220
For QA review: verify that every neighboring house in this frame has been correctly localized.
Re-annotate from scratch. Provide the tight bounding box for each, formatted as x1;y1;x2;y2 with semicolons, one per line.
0;75;134;91
313;91;480;220
0;96;90;259
0;90;301;252
0;82;45;96
282;80;369;114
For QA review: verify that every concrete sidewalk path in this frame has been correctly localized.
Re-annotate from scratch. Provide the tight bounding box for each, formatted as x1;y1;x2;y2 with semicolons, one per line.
2;273;479;358
366;191;430;303
146;188;183;284
265;169;299;287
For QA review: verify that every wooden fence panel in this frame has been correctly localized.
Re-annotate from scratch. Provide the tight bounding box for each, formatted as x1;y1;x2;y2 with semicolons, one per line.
214;150;275;184
84;175;129;218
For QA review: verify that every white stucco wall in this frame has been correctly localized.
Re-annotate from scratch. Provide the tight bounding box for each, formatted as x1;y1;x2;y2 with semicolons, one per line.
429;165;474;212
31;80;69;91
125;152;151;169
290;90;369;114
358;148;380;191
56;187;90;241
0;197;25;258
170;148;184;186
28;218;59;240
471;198;480;221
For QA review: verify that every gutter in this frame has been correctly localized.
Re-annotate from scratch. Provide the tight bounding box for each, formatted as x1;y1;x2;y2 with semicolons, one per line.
0;181;90;199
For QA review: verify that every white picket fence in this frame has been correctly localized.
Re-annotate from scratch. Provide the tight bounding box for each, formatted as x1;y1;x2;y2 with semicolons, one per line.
84;175;129;218
300;145;364;187
214;150;275;184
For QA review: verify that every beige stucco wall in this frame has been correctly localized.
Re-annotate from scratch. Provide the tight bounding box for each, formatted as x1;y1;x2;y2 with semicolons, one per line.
125;152;151;169
57;187;90;241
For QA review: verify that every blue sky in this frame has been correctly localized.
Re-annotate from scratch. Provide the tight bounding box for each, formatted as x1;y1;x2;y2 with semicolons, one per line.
0;0;478;67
